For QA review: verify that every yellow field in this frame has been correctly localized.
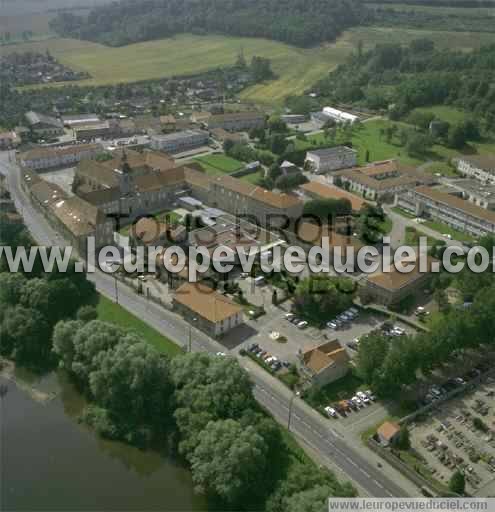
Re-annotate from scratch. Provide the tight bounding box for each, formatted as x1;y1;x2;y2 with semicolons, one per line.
3;28;494;105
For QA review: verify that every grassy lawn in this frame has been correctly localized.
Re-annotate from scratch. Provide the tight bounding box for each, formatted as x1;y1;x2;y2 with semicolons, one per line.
391;206;417;219
240;170;264;184
96;295;182;357
414;106;468;125
405;226;434;246
194;154;243;174
423;220;475;244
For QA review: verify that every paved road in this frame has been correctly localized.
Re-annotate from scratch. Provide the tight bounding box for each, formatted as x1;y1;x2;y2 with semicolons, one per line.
1;150;413;497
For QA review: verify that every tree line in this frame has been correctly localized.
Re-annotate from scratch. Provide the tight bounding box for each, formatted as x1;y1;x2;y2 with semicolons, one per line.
49;0;364;48
312;39;495;131
356;240;495;400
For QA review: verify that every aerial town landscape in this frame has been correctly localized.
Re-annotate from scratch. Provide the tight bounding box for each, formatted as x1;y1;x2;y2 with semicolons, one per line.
2;0;495;511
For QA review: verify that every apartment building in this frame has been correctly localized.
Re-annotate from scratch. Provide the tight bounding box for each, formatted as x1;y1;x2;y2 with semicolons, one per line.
397;185;495;237
304;146;357;174
150;130;209;153
19;143;102;171
448;179;495;210
300;181;366;212
333;160;434;201
205;112;265;132
453;154;495;184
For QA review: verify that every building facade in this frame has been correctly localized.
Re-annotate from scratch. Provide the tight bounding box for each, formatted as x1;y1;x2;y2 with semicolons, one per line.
205;112;265;132
150;130;209;153
19;143;102;171
454;155;495;184
304;146;357;174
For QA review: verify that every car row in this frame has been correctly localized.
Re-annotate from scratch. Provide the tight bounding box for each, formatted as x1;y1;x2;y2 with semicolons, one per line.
247;343;289;372
326;307;359;330
324;390;376;418
284;313;308;329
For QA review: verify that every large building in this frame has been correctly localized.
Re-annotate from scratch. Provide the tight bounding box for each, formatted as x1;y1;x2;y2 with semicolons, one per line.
304;146;357;174
397;185;495;237
299;339;350;387
205;112;265;132
173;282;244;337
150;130;209;153
361;255;435;307
333;160;434;201
209;174;304;225
21;169;113;254
311;107;358;126
19;143;102;171
300;181;367;212
24;111;64;137
447;179;495;210
453;154;495;184
73;121;113;141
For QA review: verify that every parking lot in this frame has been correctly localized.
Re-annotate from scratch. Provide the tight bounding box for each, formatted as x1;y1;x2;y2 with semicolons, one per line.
409;370;495;496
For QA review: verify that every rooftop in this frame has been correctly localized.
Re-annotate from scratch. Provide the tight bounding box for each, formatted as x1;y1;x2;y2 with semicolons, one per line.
414;185;495;224
377;421;401;442
20;143;101;162
174;282;243;323
456;153;495;171
302;339;350;374
306;146;357;159
300;181;366;211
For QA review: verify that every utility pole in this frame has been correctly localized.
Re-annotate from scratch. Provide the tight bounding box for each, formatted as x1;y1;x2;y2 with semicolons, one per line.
114;274;119;304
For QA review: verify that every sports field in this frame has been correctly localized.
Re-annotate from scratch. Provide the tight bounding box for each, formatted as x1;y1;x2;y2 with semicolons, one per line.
4;28;495;104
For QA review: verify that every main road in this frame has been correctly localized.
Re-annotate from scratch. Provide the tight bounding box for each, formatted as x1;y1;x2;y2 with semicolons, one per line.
1;150;412;497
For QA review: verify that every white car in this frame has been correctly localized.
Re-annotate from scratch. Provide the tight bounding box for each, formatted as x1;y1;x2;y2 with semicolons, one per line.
353;337;361;345
351;396;362;407
327;321;337;329
324;406;338;418
297;320;308;329
356;391;370;404
285;313;295;320
365;390;376;401
442;233;452;240
216;352;226;357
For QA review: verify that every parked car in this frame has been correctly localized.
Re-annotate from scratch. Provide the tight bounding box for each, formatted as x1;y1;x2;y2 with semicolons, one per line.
216;352;226;357
356;391;370;404
324;406;338;418
297;320;308;329
285;313;295;321
347;342;359;351
351;396;363;407
327;321;337;329
365;390;376;401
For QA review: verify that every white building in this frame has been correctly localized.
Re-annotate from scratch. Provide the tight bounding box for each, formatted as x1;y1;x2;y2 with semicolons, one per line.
322;106;359;124
453;154;495;184
304;146;357;174
150;130;209;153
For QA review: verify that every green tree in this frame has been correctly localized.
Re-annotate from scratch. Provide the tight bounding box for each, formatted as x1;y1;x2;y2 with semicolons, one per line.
449;470;465;495
190;419;267;504
393;426;411;451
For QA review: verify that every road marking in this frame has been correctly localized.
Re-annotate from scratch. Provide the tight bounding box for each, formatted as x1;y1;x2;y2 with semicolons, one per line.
373;480;384;489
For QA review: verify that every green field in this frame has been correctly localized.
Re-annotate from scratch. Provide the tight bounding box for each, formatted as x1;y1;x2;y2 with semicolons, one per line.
4;28;495;105
96;295;182;357
194;154;243;176
423;220;475;243
240;170;264;184
413;106;468;125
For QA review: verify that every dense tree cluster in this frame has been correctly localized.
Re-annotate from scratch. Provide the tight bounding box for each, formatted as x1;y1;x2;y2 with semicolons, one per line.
313;40;495;130
49;0;364;48
356;253;495;399
293;276;355;325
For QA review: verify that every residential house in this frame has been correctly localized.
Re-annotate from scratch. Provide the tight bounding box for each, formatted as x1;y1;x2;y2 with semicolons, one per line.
377;421;401;447
0;131;20;149
304;146;357;174
299;339;350;387
173;282;244;337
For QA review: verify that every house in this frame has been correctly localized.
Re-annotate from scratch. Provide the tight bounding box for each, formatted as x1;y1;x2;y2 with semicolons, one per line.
0;131;20;149
397;185;495;237
334;160;434;201
61;114;101;128
300;181;366;212
322;106;359;124
299;339;350;387
304;146;357;174
279;160;301;176
377;421;401;447
19;143;102;171
150;130;209;153
73;121;112;141
453;154;495;184
210;128;245;144
25;111;64;138
173;282;244;337
362;255;435;307
205;112;265;132
160;115;177;133
190;111;212;124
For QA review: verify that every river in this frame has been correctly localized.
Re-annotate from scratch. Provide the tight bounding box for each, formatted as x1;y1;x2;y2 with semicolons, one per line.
0;370;208;511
